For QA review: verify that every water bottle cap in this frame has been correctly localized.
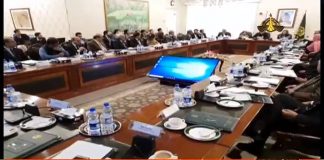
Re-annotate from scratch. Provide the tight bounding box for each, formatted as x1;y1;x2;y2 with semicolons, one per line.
90;107;96;112
104;102;110;107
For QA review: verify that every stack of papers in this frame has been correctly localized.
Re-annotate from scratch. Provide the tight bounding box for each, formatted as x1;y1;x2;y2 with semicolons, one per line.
269;68;297;78
247;76;280;85
53;141;113;159
220;87;267;96
278;59;302;65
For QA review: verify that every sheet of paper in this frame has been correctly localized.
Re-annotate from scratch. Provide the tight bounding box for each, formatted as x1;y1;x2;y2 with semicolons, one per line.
53;140;113;159
269;68;297;78
247;76;280;85
220;87;267;96
161;104;179;118
59;108;78;117
21;60;38;64
278;58;302;64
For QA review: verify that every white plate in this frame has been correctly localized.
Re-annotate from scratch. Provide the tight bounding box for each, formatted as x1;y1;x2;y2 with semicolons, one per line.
251;82;270;89
216;99;243;108
164;98;197;108
4;100;30;109
20;116;56;129
164;121;187;130
184;125;221;141
248;69;261;75
4;125;17;137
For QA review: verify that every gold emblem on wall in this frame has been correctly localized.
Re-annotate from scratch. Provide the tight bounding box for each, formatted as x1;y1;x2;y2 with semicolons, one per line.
257;14;284;32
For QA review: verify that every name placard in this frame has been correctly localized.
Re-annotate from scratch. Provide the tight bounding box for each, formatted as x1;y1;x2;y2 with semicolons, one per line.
129;121;164;138
48;98;71;109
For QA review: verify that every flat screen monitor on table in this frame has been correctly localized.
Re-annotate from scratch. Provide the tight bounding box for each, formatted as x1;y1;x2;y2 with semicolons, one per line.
147;56;220;86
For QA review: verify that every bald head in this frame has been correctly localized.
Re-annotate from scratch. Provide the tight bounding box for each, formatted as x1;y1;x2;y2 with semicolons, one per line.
4;37;16;48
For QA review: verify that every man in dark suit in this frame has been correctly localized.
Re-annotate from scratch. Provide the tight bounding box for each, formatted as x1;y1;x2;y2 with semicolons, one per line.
30;32;44;45
237;93;320;156
253;31;271;40
64;37;87;56
194;29;202;39
87;34;108;52
127;32;142;47
103;30;113;49
200;29;207;38
4;37;28;62
217;29;231;39
166;30;177;42
13;29;30;45
186;30;196;40
277;30;292;40
112;34;128;49
75;32;87;49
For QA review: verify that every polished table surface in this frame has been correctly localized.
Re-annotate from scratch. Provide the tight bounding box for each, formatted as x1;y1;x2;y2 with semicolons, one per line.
15;54;291;159
4;39;280;100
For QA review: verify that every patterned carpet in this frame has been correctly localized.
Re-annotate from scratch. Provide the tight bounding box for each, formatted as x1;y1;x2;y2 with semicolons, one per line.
74;80;173;119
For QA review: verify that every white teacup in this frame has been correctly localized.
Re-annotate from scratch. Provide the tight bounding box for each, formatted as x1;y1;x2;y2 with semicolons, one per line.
168;117;185;127
149;150;177;159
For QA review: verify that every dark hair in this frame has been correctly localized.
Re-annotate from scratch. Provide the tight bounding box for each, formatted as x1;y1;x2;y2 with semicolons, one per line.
148;33;155;40
34;32;41;37
103;30;108;35
113;29;119;34
140;29;145;33
46;37;59;45
14;29;20;33
200;29;204;32
93;34;101;39
39;37;47;45
75;32;82;36
194;29;198;32
124;29;128;34
157;28;162;32
133;32;140;37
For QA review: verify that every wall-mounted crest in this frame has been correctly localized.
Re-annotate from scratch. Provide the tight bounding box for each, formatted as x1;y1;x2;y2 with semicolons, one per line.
257;14;284;32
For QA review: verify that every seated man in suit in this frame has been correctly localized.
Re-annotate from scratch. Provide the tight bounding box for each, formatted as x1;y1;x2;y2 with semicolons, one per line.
103;30;113;49
217;29;231;39
186;30;196;40
39;37;69;60
13;29;24;45
113;34;128;49
156;32;167;44
127;32;142;47
277;30;292;40
4;37;29;62
87;34;108;52
140;30;148;46
194;29;202;39
64;37;87;56
284;60;320;102
237;93;320;156
147;33;160;46
75;32;87;48
253;31;271;40
166;30;178;42
200;29;207;38
30;32;44;45
238;31;253;40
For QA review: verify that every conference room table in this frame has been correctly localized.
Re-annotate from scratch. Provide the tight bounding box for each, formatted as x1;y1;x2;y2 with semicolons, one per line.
4;39;280;100
10;53;292;159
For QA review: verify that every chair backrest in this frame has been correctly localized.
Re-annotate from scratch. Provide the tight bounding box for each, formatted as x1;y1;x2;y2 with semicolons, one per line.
57;38;66;44
26;46;41;60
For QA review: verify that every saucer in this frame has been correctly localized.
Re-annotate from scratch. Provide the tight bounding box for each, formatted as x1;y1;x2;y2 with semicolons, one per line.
164;120;187;130
20;116;56;130
184;125;221;141
216;99;243;108
205;91;219;98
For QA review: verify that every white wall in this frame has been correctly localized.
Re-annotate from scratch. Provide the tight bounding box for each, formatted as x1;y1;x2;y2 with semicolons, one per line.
255;0;321;40
186;1;259;38
4;0;70;39
65;0;106;39
4;0;185;39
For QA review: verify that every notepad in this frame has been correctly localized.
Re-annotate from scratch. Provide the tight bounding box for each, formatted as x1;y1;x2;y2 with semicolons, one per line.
53;140;113;159
269;68;297;78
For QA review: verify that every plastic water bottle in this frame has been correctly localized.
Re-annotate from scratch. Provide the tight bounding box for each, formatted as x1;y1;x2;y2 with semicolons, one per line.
4;60;9;71
6;84;15;102
88;107;101;136
173;84;183;106
100;102;114;135
8;61;17;72
182;86;192;107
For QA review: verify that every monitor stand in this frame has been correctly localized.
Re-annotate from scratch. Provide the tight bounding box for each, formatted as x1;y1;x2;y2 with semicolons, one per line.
159;79;193;88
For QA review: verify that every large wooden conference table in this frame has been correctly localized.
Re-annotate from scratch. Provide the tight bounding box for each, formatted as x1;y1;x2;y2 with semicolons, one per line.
4;39;279;100
21;53;285;159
